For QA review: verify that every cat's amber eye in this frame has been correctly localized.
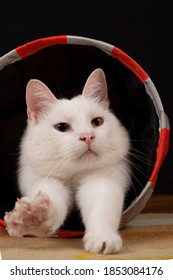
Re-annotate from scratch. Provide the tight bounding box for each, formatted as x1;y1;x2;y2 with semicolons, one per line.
54;123;71;132
91;117;104;128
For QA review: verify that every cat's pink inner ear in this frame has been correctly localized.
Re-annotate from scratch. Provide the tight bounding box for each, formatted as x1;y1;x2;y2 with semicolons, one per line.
82;68;109;109
26;79;57;122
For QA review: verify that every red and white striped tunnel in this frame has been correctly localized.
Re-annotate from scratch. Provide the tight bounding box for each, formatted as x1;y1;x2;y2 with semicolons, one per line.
0;35;170;237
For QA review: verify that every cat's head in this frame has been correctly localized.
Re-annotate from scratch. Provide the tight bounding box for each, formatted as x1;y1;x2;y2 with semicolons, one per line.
23;69;130;178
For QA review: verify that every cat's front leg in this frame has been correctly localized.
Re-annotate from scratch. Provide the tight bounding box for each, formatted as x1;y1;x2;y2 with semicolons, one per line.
77;176;125;254
4;178;71;237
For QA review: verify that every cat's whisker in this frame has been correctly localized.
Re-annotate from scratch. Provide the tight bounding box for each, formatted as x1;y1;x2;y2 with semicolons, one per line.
130;138;146;142
117;152;148;177
109;156;139;198
129;171;145;190
46;149;76;178
124;170;138;198
130;146;153;158
47;144;85;177
93;144;151;181
127;120;135;134
107;152;146;194
126;169;144;194
129;152;152;164
129;161;148;178
128;152;153;166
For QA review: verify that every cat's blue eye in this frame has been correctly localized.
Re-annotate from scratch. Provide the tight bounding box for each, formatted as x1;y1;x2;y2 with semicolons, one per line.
91;117;104;128
54;123;71;132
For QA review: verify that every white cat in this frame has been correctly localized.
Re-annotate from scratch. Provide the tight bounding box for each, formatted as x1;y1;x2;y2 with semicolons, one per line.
4;68;130;254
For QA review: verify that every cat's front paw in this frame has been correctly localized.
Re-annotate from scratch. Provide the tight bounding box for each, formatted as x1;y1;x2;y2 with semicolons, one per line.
4;192;58;237
83;231;123;254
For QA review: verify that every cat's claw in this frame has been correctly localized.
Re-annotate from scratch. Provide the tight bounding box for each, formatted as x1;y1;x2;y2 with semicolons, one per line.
4;192;58;237
83;231;123;254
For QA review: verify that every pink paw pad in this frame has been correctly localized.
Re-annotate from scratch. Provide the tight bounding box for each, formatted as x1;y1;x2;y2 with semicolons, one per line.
4;192;58;237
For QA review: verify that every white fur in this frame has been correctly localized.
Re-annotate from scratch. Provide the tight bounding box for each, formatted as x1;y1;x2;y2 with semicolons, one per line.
4;69;130;254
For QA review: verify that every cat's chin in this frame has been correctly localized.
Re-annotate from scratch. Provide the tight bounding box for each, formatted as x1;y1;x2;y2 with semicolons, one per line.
79;148;98;159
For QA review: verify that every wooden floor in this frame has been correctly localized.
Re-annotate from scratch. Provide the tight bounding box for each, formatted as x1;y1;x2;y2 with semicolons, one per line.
142;194;173;213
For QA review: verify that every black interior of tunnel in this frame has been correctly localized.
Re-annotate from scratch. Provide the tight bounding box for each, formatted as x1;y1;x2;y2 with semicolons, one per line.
0;44;159;230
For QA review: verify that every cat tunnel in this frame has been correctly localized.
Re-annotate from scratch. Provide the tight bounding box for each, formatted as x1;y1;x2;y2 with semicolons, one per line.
0;35;170;236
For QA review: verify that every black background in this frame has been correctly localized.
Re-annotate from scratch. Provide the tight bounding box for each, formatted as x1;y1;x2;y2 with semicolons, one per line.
0;1;172;194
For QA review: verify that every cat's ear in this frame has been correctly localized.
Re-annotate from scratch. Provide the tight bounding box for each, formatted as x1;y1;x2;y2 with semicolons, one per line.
82;68;109;109
26;79;57;122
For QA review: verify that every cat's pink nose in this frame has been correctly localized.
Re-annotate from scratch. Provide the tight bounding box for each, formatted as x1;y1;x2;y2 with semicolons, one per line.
80;132;95;145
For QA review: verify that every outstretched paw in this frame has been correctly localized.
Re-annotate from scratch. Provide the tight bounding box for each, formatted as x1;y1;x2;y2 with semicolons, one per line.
4;192;58;237
83;231;123;254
